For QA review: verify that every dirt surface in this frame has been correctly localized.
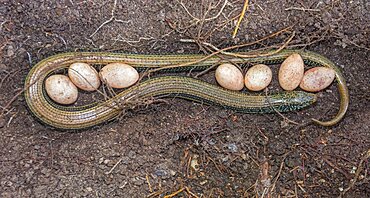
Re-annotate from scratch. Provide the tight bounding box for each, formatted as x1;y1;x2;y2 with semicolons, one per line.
0;0;369;197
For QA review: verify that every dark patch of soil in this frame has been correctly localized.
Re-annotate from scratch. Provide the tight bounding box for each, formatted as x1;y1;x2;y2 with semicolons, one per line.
0;0;369;197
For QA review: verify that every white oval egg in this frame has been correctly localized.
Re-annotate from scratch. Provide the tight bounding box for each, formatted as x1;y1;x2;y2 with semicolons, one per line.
278;53;304;91
215;63;244;91
99;63;139;89
244;64;272;91
68;62;100;91
300;67;335;92
45;75;78;105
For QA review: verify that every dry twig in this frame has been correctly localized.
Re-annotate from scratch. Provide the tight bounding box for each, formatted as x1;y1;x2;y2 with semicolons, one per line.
270;152;291;194
90;0;130;38
163;187;185;198
163;186;199;198
146;174;153;193
340;149;370;197
232;0;249;38
105;158;122;174
285;7;320;12
149;27;293;73
179;0;228;23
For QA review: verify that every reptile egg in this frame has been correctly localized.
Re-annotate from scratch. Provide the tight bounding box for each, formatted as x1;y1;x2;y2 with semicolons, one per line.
278;53;304;91
45;75;78;105
300;67;335;92
244;64;272;91
215;63;244;91
99;63;139;88
68;62;100;91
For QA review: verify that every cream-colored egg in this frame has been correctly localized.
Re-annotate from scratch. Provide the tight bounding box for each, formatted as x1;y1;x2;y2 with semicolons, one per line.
99;63;139;88
278;53;304;91
215;63;244;91
300;67;335;92
244;64;272;91
68;62;100;91
45;75;78;105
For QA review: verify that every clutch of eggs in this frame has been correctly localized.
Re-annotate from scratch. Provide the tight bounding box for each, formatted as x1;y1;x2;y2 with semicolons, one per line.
45;62;139;104
45;54;336;105
278;53;335;92
68;62;140;90
216;63;273;91
216;53;335;93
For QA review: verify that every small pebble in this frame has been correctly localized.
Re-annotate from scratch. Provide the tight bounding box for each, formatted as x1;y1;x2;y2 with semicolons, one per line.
0;117;5;128
154;169;167;177
226;143;238;152
103;159;110;165
7;45;15;57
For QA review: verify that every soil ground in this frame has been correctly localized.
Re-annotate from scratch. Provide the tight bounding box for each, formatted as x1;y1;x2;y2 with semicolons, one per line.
0;0;369;197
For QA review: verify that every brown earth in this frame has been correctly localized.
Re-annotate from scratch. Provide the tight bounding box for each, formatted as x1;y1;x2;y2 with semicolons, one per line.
0;0;369;197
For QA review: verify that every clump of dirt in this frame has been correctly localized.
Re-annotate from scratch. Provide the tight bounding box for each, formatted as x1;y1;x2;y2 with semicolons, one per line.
0;1;369;197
